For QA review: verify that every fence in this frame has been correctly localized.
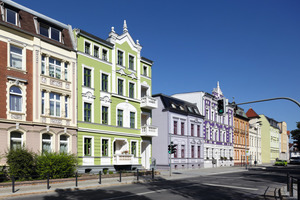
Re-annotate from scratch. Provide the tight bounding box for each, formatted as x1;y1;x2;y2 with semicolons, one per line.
286;172;300;200
1;168;156;193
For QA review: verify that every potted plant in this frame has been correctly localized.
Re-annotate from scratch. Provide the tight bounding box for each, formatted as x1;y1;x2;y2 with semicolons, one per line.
230;157;233;161
224;157;227;161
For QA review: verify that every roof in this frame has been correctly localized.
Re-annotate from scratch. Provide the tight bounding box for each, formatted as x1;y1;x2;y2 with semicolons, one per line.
265;116;279;129
141;57;154;65
234;106;250;121
246;108;260;119
75;29;114;48
153;93;204;118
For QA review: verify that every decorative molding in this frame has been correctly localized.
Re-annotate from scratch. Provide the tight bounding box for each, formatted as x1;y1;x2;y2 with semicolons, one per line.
100;96;112;103
51;118;62;125
128;72;137;80
116;68;126;76
50;79;62;87
82;91;96;99
11;114;23;120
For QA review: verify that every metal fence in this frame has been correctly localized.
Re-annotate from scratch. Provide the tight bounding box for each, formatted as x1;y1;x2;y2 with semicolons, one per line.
286;172;300;200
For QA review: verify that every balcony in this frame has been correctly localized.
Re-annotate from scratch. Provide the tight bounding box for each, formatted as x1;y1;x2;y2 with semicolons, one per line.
113;154;136;165
141;125;158;137
141;96;158;109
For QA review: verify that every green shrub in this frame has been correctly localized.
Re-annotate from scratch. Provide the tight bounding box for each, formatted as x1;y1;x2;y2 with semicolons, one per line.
6;147;36;180
109;171;113;174
103;168;108;174
36;152;77;179
0;166;8;182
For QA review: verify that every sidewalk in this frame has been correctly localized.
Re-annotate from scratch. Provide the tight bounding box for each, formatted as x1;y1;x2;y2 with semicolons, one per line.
0;166;279;199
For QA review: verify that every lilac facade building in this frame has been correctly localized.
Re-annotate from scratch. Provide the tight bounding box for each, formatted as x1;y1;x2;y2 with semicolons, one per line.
152;94;205;170
172;82;234;168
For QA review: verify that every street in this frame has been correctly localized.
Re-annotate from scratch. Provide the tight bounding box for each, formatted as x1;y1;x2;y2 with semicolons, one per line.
6;165;299;200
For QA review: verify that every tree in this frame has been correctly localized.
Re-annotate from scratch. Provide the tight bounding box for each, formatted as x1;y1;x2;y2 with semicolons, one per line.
291;122;300;149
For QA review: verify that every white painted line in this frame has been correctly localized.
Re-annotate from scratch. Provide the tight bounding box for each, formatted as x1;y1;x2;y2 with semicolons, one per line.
202;183;258;191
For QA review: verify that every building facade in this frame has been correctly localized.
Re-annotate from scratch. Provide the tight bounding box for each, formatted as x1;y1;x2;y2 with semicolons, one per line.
246;108;262;165
0;0;77;165
260;115;280;164
152;94;204;170
278;121;289;160
172;82;234;168
233;107;249;166
74;21;157;173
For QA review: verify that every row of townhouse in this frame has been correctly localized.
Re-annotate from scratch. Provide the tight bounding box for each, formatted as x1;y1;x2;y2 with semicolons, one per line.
0;0;157;172
152;82;290;169
0;0;290;172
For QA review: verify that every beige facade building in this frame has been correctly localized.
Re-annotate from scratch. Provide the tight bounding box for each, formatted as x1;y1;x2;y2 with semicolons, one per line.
278;121;289;160
0;0;77;165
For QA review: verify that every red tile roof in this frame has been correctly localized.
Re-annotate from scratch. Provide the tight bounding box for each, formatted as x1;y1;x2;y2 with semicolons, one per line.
246;108;260;118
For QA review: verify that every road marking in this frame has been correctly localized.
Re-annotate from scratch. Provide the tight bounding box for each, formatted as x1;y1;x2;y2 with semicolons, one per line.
202;183;258;191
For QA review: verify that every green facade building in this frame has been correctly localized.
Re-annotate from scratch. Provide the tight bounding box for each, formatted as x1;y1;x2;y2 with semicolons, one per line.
260;115;280;164
74;21;158;173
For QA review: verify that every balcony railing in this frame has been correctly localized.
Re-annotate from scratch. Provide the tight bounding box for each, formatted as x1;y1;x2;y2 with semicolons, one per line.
141;96;158;109
113;154;134;165
141;125;158;137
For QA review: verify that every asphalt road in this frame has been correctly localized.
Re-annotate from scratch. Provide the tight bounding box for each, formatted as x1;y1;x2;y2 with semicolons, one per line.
6;165;299;200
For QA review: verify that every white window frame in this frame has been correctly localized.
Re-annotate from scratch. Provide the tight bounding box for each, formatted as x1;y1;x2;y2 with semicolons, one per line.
39;23;61;42
131;140;139;157
142;65;148;76
82;65;94;88
83;100;94;123
84;40;91;55
41;90;45;115
59;134;69;153
6;8;18;26
101;137;111;157
49;57;62;79
9;86;23;112
102;47;109;62
49;92;61;117
117;49;125;67
10;131;23;150
83;136;94;157
117;77;125;96
128;81;135;99
100;71;110;93
101;105;110;125
128;53;136;71
42;133;53;153
8;43;26;71
93;44;100;58
64;96;68;118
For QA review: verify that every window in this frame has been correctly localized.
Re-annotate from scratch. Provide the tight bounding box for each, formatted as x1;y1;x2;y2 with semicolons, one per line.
143;66;147;76
94;46;99;57
60;135;68;153
102;106;108;124
10;45;22;69
41;91;45;115
39;23;61;42
101;74;108;92
84;137;92;156
117;109;123;127
50;93;60;117
6;8;17;25
174;121;177;135
118;79;123;95
41;55;45;74
181;145;185;158
117;50;123;66
102;139;108;156
64;63;68;81
129;55;134;70
191;145;195;158
131;141;137;157
65;96;68;118
129;83;134;98
102;49;108;61
84;42;90;54
181;122;185;135
10;131;22;150
84;103;91;122
84;68;91;87
10;86;22;112
42;134;52;153
49;58;61;79
197;125;200;137
130;112;135;128
191;124;194;136
198;146;201;158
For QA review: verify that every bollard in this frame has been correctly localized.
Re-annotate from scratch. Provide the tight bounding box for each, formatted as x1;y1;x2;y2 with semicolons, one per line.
119;170;122;182
12;175;15;193
99;171;102;184
75;172;78;187
297;179;300;200
287;172;290;192
47;173;50;190
152;168;154;180
290;177;294;197
137;169;139;181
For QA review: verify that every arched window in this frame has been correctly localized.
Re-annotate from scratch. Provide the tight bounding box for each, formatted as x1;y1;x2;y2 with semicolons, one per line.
42;133;52;153
60;135;69;153
10;86;22;112
11;131;22;149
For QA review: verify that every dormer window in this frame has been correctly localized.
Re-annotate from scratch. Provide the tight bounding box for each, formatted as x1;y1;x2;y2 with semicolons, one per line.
39;23;61;42
6;8;17;25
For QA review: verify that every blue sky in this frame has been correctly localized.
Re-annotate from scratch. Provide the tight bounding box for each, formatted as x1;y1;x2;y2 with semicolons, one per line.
14;0;300;135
